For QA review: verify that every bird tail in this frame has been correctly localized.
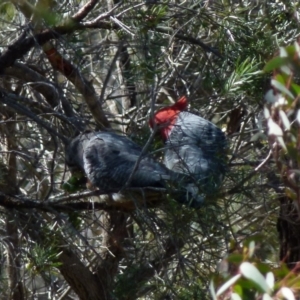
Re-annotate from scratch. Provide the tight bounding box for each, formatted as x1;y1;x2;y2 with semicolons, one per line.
173;184;205;208
167;173;205;208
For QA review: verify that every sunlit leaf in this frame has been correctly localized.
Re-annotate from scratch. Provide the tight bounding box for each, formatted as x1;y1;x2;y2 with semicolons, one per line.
265;272;274;290
264;106;270;118
231;293;242;300
248;241;255;258
279;47;288;57
268;119;283;136
277;136;287;151
280;287;296;300
216;274;242;296
263;293;273;300
279;110;290;131
297;110;300;125
280;65;292;75
240;262;270;293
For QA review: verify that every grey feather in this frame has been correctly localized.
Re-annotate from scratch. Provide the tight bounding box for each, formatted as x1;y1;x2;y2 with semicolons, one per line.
66;132;176;192
164;111;227;201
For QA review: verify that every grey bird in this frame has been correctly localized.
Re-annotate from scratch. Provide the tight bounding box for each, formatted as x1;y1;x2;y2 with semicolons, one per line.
66;131;171;190
149;96;228;206
65;131;200;207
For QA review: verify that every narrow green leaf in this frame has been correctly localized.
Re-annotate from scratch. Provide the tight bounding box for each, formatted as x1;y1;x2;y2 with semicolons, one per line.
285;45;297;58
248;241;255;258
271;79;294;99
291;83;300;95
276;136;287;151
209;280;217;300
264;57;289;72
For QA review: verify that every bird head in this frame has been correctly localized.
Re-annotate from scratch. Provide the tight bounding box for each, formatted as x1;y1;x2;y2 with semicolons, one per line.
65;133;90;173
149;96;188;140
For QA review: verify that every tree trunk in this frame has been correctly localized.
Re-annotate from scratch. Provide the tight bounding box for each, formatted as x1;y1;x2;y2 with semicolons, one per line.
277;196;300;269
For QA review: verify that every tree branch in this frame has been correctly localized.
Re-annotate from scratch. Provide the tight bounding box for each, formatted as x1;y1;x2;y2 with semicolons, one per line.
0;88;69;144
44;47;110;128
6;63;79;124
0;186;166;212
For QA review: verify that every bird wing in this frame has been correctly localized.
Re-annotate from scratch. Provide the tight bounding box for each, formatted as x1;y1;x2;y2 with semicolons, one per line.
167;107;229;183
164;144;213;176
164;143;225;194
82;132;171;191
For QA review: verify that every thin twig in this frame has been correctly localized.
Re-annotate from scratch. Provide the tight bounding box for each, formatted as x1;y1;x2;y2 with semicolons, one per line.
99;42;124;104
72;0;99;22
255;150;272;171
110;16;135;36
84;2;123;25
121;128;158;190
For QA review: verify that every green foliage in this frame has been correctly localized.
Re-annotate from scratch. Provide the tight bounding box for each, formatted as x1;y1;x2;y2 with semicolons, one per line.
223;58;263;96
67;211;82;230
26;244;62;275
61;172;87;193
114;266;149;299
0;2;15;23
137;5;168;32
213;41;300;300
35;4;61;26
2;0;300;299
264;42;300;199
211;241;300;300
